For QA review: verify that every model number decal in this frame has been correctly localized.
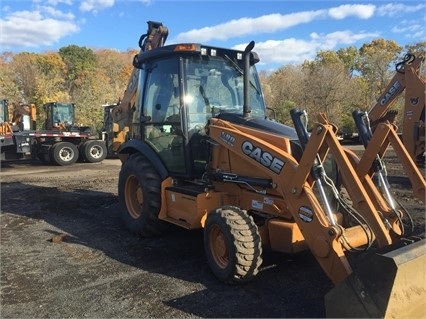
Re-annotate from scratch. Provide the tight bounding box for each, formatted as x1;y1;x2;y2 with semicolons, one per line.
220;131;236;146
241;141;285;174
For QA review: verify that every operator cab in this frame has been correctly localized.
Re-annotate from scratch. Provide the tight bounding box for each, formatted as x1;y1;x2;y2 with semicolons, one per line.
43;102;76;131
132;44;267;178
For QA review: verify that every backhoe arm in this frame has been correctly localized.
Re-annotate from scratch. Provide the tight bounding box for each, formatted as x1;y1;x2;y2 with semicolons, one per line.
368;53;423;122
111;21;169;151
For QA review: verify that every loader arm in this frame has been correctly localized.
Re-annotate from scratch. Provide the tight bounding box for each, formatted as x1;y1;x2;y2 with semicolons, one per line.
208;115;400;285
356;120;426;203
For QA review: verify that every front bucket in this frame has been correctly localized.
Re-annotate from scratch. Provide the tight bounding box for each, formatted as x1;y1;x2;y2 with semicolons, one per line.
325;239;426;318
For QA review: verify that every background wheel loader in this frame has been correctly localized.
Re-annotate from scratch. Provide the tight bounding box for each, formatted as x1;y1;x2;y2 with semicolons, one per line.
0;99;36;160
114;21;426;318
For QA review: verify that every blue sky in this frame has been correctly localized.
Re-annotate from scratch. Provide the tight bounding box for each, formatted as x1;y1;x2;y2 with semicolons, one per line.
1;0;425;71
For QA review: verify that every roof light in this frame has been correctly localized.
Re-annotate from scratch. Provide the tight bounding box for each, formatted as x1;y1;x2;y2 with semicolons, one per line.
210;49;216;56
237;52;243;60
201;47;207;55
174;44;197;52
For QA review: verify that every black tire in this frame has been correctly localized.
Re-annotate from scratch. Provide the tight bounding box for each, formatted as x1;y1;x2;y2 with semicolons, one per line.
50;142;79;166
204;206;263;284
118;152;170;237
80;140;107;163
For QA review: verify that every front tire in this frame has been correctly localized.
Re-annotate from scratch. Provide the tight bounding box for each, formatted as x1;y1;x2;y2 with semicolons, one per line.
204;206;263;284
118;153;169;237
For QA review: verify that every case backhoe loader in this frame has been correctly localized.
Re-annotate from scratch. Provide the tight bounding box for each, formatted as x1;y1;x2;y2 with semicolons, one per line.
114;22;426;318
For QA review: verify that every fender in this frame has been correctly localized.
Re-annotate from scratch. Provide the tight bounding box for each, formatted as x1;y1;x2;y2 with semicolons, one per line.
118;139;169;180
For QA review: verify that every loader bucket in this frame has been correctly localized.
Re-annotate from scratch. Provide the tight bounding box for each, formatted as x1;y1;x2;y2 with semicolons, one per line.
325;239;426;318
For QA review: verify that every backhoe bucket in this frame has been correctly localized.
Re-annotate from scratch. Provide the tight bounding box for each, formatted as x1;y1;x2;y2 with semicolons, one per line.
325;239;426;318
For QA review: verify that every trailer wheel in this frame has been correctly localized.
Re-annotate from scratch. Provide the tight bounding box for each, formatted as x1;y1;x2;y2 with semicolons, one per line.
118;152;170;237
50;142;79;166
204;206;262;284
81;140;107;163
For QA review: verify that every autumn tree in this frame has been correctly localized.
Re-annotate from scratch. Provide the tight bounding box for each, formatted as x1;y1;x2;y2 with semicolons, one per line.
263;65;304;125
0;52;21;101
8;52;40;103
357;39;402;103
95;48;137;104
33;52;70;104
301;50;352;126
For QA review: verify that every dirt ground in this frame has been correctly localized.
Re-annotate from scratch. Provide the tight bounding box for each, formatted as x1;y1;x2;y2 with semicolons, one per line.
1;147;425;318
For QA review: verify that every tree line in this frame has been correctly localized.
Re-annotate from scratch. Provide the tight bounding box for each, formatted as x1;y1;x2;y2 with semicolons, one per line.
1;39;424;134
260;39;425;134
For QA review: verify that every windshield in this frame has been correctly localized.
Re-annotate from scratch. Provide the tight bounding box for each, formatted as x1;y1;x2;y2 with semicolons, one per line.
183;56;266;121
0;100;6;123
53;103;74;124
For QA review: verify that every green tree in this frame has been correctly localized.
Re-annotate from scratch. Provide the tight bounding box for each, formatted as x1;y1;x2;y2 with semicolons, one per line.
336;46;359;76
357;39;402;101
59;45;97;98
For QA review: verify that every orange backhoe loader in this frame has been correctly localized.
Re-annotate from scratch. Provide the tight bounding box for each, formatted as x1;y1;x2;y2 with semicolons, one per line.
113;22;426;318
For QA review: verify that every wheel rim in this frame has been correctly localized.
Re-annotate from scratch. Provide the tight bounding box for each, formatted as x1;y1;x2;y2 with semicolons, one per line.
209;224;229;269
124;175;143;219
89;145;103;159
59;147;75;162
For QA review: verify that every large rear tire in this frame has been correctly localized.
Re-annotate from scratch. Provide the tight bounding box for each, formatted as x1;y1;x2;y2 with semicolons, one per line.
118;153;170;237
204;206;263;284
50;142;79;166
80;140;107;163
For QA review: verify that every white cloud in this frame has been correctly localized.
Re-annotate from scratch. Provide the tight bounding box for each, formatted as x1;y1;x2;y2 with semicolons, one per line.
40;6;75;20
171;10;326;43
45;0;73;5
171;4;380;44
242;38;318;65
391;20;425;41
392;21;421;34
0;9;79;49
315;30;381;50
79;0;115;13
234;30;380;67
377;3;426;16
328;4;375;20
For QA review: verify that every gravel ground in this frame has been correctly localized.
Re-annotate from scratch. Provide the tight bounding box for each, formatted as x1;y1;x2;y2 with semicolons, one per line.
0;147;424;318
